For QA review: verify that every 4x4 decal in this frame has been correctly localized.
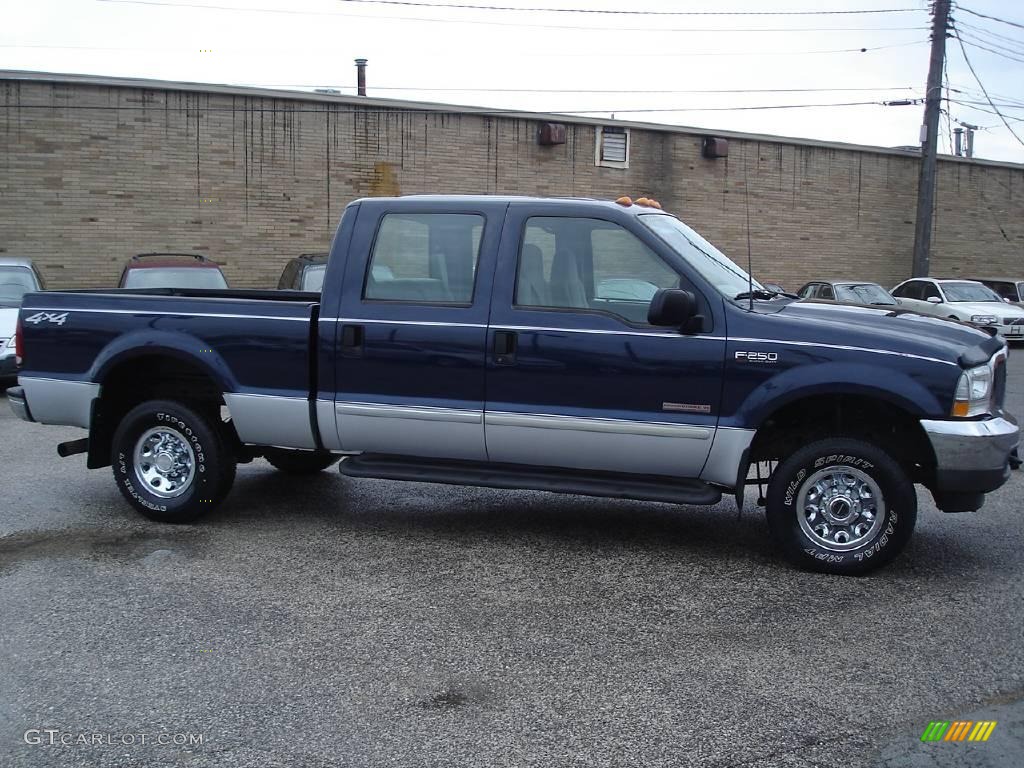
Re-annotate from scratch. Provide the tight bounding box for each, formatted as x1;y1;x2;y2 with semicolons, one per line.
23;311;69;326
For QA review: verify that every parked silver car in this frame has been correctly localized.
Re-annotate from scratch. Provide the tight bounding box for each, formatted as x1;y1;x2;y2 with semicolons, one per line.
796;280;898;307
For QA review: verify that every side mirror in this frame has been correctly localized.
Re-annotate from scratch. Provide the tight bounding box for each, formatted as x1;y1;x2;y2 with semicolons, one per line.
926;296;942;304
648;288;701;332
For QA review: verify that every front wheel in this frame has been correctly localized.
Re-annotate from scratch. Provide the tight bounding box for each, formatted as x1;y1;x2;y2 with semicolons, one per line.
111;399;236;523
765;438;917;575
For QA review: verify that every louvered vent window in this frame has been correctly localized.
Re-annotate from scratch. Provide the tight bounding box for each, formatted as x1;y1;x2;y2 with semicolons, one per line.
596;126;630;168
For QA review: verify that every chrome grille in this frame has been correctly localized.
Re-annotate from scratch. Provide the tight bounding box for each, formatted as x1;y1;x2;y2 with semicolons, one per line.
1002;317;1024;326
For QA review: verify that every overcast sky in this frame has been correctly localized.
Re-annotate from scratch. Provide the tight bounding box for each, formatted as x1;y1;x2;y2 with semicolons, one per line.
3;0;1023;163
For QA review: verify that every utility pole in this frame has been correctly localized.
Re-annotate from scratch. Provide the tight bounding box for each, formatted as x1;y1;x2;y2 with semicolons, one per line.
911;0;952;278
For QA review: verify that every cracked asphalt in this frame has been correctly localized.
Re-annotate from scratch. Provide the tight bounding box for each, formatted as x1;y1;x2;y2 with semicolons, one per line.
0;356;1022;768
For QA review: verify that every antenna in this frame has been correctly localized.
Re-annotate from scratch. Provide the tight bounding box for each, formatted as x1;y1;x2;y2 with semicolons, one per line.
743;150;754;311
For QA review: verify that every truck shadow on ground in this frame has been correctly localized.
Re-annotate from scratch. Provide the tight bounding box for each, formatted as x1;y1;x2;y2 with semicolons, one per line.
197;464;995;579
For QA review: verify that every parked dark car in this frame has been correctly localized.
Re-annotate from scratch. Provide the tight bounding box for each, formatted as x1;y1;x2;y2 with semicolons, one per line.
278;253;329;292
797;280;898;306
118;253;228;289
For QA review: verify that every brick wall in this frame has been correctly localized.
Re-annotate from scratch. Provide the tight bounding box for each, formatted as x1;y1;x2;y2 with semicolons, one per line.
1;78;1021;291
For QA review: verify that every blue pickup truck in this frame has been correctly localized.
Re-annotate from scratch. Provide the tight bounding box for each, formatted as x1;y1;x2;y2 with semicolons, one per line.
7;195;1019;574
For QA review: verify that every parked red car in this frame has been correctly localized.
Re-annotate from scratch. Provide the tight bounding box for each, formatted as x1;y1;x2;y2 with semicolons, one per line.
118;253;228;289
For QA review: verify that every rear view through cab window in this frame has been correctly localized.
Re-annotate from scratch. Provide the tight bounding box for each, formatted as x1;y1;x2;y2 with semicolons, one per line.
365;213;483;304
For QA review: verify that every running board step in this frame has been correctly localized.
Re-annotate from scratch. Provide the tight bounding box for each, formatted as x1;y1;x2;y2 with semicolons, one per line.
339;454;722;506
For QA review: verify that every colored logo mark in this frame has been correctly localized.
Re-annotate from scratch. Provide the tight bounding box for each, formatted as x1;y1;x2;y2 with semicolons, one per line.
920;720;997;742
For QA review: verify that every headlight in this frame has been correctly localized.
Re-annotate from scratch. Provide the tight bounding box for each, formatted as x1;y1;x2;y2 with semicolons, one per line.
4;335;14;349
952;362;994;417
970;315;997;325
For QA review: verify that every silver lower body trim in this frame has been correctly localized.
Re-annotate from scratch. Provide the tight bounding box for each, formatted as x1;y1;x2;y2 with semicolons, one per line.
484;411;713;477
223;393;317;450
921;416;1019;473
699;426;756;487
336;401;486;460
19;376;99;429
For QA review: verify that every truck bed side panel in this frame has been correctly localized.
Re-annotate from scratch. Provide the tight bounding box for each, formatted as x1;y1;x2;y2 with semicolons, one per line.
19;292;319;448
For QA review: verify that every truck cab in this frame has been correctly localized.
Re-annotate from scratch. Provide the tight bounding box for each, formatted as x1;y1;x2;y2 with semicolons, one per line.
8;195;1019;575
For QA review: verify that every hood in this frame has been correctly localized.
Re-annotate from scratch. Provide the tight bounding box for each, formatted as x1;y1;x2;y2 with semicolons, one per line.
760;300;994;364
943;301;1024;318
0;306;17;336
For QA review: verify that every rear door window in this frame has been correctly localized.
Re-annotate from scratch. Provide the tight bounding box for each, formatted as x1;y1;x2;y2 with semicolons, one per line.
365;213;484;304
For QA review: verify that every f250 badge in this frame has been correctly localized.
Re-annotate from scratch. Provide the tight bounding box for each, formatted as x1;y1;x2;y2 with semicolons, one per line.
24;312;69;326
735;350;778;363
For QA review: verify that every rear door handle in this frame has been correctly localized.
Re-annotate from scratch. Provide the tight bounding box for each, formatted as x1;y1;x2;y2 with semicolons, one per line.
494;330;517;365
340;324;364;357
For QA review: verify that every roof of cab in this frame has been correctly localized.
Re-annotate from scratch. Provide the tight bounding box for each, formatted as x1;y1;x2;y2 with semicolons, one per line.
354;194;669;213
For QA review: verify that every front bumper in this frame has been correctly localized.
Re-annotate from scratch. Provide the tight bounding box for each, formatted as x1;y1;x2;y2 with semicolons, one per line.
921;415;1019;500
6;385;33;422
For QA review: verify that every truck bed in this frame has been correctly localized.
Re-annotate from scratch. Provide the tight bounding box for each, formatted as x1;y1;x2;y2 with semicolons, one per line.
18;288;323;448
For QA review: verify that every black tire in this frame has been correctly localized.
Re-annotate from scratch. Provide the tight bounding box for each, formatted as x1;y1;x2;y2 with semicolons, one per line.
264;448;340;475
111;399;236;523
765;438;917;575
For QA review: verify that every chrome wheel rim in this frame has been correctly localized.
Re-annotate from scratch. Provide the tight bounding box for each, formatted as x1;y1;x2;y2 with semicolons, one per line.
797;466;885;551
133;427;196;499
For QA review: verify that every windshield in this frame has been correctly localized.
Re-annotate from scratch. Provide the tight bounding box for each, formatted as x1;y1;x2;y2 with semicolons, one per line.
942;282;1002;303
639;214;762;299
124;267;228;290
0;267;38;307
834;283;896;305
300;264;327;292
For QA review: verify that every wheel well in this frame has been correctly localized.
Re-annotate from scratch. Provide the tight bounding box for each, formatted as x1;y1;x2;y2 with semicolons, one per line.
748;394;936;482
87;355;237;468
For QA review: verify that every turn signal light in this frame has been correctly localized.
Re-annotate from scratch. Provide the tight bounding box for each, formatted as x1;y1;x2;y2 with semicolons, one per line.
952;400;971;417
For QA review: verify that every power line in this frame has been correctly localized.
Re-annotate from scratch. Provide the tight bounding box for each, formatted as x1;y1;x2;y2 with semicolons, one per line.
954;26;1024;63
327;0;922;16
952;27;1024;147
955;20;1024;50
95;0;929;32
0;100;897;115
243;85;923;95
0;39;929;57
954;4;1024;32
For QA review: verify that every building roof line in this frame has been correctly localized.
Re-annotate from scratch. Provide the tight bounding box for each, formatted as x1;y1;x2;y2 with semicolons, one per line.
1;69;1022;170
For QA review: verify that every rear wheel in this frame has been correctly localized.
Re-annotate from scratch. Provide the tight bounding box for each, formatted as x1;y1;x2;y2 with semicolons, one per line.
765;438;917;575
111;399;236;523
264;448;340;475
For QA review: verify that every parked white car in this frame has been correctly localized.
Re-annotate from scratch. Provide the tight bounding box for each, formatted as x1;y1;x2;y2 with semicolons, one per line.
0;257;47;378
891;277;1024;339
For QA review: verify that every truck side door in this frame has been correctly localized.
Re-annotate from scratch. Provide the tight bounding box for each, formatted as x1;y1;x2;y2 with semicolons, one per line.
328;200;504;460
483;204;726;478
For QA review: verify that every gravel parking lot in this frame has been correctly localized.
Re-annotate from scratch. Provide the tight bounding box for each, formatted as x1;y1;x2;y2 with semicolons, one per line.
1;358;1022;768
